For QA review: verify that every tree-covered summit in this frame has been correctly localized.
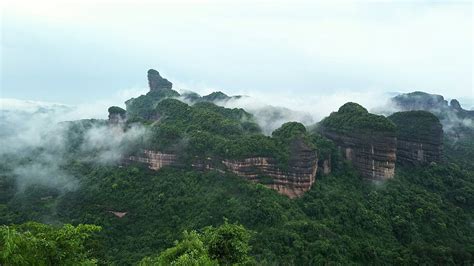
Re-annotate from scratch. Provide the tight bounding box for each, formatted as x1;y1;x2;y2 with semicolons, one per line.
124;70;242;121
389;110;442;139
319;102;396;134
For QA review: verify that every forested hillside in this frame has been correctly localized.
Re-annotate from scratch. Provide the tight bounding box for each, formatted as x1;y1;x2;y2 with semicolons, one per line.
1;71;473;265
2;151;473;264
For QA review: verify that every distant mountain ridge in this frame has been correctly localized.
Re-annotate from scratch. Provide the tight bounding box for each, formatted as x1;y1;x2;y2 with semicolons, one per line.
390;91;474;139
391;91;474;119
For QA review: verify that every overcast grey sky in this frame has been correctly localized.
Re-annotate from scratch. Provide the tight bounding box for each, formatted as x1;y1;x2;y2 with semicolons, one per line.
1;0;473;107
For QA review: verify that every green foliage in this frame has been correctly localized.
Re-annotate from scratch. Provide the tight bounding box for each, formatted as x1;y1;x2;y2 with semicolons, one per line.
320;102;396;134
107;106;126;115
338;102;368;114
309;133;337;161
122;91;318;169
271;122;306;140
1;91;473;265
139;231;217;266
0;222;100;265
1;153;473;265
202;91;231;102
145;99;302;166
202;220;253;265
388;111;442;141
62;119;108;154
444;134;474;171
125;89;180;120
140;221;253;266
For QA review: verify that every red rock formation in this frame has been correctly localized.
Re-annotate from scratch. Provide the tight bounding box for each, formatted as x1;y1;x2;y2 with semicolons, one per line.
322;129;396;180
128;150;178;170
126;140;320;198
222;139;318;198
389;111;443;165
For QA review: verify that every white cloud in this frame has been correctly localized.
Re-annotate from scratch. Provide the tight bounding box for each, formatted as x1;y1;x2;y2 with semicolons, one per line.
0;94;148;192
2;0;472;103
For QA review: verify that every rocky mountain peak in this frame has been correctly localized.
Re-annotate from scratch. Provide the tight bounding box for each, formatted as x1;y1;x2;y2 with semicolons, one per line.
450;99;462;110
147;69;173;91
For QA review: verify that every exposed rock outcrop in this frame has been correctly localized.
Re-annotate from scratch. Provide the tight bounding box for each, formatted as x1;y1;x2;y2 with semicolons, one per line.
126;139;318;198
318;158;331;175
319;103;397;180
147;69;173;91
321;130;396;180
128;150;178;170
389;111;443;164
222;139;318;198
108;106;126;124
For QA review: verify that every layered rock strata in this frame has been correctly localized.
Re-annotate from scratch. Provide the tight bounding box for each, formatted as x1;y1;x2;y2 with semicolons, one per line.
389;111;443;164
128;150;178;170
319;103;397;180
127;140;319;198
222;140;318;198
321;129;396;180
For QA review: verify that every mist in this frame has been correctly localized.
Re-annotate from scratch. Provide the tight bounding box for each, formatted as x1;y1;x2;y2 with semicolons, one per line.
1;83;472;195
202;90;396;134
0;97;148;193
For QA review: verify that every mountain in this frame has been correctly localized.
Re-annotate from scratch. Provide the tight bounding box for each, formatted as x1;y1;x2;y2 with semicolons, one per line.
391;91;474;138
390;91;474;169
1;70;473;265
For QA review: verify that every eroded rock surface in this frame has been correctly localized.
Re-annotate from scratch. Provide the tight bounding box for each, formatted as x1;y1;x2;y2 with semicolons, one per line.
389;111;443;164
128;150;178;170
319;103;397;180
127;140;319;198
321;129;396;180
147;69;173;91
222;139;318;198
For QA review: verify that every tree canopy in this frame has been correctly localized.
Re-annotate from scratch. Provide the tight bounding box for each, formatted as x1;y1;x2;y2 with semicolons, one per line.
320;102;396;134
0;222;101;265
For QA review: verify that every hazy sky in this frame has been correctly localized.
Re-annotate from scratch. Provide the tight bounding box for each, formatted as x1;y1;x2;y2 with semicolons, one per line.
1;0;473;106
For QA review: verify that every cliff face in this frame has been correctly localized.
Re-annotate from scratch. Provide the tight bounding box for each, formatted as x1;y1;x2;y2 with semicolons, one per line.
128;150;178;170
147;69;173;91
222;139;318;198
389;111;443;165
321;129;396;180
126;140;319;198
319;103;397;180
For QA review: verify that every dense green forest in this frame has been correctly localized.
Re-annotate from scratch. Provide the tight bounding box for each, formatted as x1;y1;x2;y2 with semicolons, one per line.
320;102;397;134
1;142;473;264
1;89;473;265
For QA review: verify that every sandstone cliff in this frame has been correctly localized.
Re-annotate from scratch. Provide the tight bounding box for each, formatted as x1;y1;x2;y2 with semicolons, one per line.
319;103;397;180
389;111;443;164
126;139;319;198
222;139;318;198
128;150;178;170
321;129;396;180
